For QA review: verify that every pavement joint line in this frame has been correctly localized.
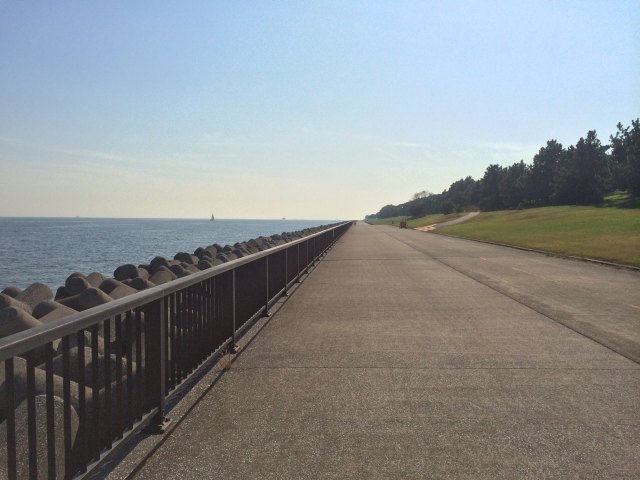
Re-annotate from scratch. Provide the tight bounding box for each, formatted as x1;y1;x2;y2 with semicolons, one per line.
379;228;640;367
323;258;416;261
230;365;640;371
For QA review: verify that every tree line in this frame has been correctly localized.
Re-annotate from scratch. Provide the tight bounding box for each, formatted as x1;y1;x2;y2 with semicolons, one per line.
366;119;640;219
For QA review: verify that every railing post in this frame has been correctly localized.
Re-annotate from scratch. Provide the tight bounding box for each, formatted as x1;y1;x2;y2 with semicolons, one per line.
26;353;37;478
264;256;271;316
5;359;16;480
284;247;289;296
230;269;239;353
144;297;170;434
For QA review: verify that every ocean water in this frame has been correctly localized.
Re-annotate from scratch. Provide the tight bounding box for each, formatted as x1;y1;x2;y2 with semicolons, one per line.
0;217;335;291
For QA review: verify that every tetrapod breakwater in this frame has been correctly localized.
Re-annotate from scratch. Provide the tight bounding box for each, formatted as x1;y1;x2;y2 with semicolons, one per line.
0;223;339;342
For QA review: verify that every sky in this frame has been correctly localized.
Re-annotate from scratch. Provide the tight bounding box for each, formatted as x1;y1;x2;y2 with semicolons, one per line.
1;1;638;220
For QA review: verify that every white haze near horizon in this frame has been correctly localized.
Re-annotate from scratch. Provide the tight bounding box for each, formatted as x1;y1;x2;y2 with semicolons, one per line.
0;1;638;220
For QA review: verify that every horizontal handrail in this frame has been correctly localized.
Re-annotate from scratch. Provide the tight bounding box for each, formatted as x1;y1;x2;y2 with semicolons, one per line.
0;221;352;361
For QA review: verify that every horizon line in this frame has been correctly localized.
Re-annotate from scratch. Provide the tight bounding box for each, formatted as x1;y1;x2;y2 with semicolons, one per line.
0;215;347;221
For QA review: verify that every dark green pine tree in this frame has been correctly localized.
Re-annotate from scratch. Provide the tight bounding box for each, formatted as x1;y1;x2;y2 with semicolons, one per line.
610;119;640;196
552;130;609;205
527;140;564;206
480;164;504;211
499;160;528;209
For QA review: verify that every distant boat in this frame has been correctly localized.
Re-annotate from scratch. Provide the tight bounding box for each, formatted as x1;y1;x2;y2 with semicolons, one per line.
210;213;215;221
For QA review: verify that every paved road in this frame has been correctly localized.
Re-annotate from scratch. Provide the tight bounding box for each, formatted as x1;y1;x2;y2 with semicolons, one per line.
435;211;480;227
120;222;640;480
388;225;640;364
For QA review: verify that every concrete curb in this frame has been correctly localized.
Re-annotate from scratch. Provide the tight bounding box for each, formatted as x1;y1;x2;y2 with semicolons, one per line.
428;231;640;272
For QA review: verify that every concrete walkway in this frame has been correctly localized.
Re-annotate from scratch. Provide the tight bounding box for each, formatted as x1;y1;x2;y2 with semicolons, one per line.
117;222;640;480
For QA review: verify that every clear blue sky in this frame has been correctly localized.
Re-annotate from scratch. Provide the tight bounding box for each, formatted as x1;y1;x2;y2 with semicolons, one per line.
1;1;638;219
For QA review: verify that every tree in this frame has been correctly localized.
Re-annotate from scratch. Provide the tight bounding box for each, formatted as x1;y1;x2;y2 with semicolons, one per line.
480;164;503;211
445;176;478;212
366;119;637;218
403;192;442;218
610;119;640;196
553;130;609;204
500;160;528;209
527;140;564;206
626;119;640;196
377;204;400;218
411;190;431;201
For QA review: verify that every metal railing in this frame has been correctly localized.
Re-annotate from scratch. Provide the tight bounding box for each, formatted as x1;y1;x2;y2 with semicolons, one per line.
0;221;352;479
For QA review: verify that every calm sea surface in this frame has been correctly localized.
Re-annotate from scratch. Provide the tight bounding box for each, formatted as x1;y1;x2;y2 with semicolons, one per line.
0;218;335;290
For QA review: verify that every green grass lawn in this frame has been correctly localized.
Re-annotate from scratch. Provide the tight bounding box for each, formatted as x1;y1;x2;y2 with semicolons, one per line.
436;204;640;266
366;212;465;228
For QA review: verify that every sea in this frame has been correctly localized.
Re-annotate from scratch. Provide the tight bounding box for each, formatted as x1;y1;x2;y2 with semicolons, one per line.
0;217;336;291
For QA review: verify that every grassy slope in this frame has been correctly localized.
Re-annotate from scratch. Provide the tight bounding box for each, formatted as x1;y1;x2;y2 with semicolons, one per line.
366;212;465;228
436;204;640;266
